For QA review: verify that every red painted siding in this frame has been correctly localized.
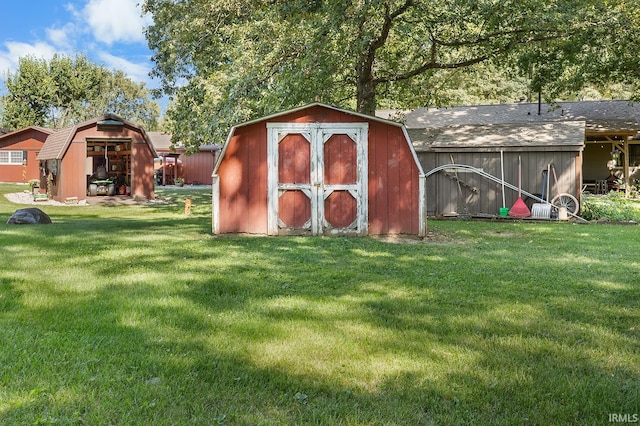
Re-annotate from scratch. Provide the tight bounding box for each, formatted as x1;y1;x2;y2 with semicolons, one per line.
155;151;216;185
279;191;311;228
367;122;420;235
279;134;311;184
325;191;357;228
0;129;49;183
216;105;421;235
182;152;215;184
278;134;312;229
58;140;87;201
271;106;420;234
132;134;155;200
50;124;155;202
324;134;358;228
324;134;356;185
217;122;268;233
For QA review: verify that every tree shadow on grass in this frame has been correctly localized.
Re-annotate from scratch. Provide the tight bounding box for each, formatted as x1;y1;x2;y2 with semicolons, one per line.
168;236;639;423
1;219;639;423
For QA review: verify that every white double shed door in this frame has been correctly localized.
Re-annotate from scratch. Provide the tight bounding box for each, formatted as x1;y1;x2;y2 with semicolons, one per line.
267;122;369;236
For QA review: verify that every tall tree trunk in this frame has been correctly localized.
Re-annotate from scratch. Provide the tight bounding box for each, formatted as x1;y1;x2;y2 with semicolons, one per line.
355;0;413;116
356;75;377;116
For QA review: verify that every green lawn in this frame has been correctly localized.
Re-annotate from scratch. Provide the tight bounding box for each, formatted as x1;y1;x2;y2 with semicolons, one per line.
1;183;638;425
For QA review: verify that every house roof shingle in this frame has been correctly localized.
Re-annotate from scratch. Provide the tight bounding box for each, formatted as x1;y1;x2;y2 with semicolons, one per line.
408;121;586;152
147;131;221;154
147;132;173;151
379;100;640;132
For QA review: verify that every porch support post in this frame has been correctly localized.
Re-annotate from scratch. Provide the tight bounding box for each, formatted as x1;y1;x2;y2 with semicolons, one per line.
623;141;630;197
614;141;630;197
162;156;166;186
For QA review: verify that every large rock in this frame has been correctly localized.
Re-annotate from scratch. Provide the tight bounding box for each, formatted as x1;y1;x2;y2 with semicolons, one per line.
7;208;52;225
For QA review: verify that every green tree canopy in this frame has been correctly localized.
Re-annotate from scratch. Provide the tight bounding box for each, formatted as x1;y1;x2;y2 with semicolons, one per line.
513;0;640;101
143;0;638;151
1;53;161;131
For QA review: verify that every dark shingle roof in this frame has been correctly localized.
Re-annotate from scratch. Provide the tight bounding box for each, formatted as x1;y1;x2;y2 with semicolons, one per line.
147;131;173;151
147;131;221;153
408;122;586;152
378;100;640;132
37;127;74;160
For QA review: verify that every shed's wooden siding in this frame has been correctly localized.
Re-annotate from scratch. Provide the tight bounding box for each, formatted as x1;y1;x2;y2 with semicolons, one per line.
57;139;87;201
0;128;49;183
275;106;420;234
182;152;216;185
132;132;156;200
368;121;420;234
47;123;156;202
419;150;580;216
216;121;269;234
215;105;422;235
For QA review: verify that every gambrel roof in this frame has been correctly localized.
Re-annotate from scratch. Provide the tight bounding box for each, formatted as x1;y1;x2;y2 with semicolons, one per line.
37;114;158;161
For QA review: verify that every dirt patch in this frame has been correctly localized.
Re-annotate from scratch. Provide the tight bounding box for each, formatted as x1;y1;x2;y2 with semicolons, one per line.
481;230;517;237
372;231;458;244
372;234;425;244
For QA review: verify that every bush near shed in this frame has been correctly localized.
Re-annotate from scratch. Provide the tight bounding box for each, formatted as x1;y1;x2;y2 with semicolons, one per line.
581;192;640;222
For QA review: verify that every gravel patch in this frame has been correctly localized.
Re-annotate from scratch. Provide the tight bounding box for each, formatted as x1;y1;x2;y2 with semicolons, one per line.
4;191;84;206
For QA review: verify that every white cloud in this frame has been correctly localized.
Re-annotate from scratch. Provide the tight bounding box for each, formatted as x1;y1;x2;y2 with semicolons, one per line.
83;0;152;45
0;1;156;96
46;23;77;50
64;2;82;19
0;41;58;76
98;51;151;84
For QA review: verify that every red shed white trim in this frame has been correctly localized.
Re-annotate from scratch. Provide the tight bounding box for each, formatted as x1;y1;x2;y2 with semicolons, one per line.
37;114;158;202
212;103;426;236
0;126;53;183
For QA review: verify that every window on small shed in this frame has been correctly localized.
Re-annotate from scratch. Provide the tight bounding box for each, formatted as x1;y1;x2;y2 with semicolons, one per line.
0;151;25;164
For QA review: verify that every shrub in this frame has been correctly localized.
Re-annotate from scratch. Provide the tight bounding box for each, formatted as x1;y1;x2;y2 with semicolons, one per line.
581;192;640;221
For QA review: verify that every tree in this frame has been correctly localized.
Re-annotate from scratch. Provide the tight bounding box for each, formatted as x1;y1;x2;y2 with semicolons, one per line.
1;56;53;128
1;53;160;130
143;0;625;151
509;0;640;102
87;70;161;130
377;61;530;109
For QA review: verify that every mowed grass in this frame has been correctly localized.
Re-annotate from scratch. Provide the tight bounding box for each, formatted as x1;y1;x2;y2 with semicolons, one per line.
0;183;638;425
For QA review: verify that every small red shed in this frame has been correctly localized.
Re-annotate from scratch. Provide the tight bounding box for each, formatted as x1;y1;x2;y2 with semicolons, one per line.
36;114;158;202
212;103;426;236
0;126;54;183
149;131;220;185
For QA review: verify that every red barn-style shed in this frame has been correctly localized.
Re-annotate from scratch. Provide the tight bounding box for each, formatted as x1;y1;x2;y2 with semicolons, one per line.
37;115;158;202
149;131;220;185
212;103;426;236
0;126;54;183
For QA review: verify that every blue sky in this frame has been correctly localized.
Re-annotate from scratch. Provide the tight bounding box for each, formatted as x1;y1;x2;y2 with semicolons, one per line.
0;0;158;96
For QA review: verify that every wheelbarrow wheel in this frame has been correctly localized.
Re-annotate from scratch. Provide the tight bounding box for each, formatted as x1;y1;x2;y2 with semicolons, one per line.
551;193;579;215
